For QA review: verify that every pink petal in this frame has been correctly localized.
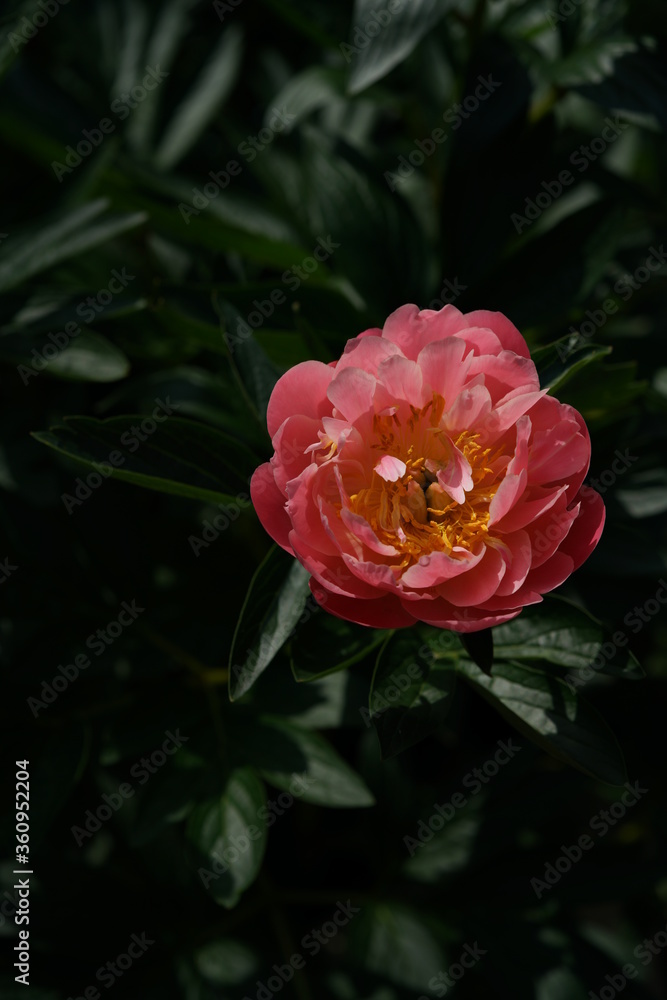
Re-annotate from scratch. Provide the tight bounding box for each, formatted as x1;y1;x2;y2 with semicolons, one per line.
267;360;334;439
374;454;407;482
412;596;522;632
327;367;376;422
417;337;472;404
311;581;417;628
381;303;468;360
493;529;532;596
250;463;294;554
335;334;403;374
462;309;531;359
437;545;506;606
400;547;482;589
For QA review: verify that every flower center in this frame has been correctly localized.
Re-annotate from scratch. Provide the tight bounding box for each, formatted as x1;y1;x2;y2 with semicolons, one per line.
347;394;500;567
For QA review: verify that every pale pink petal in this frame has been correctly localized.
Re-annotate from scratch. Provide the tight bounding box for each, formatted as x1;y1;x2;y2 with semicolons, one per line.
334;334;403;373
374;454;407;482
417;337;472;404
381;303;468;360
327;367;376;422
400;547;482;589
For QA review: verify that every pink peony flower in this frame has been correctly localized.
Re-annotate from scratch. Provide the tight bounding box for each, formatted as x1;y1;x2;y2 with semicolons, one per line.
250;305;605;632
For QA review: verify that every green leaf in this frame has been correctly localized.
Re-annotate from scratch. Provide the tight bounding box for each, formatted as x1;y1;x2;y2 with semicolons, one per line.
457;659;627;785
347;0;448;95
349;904;447;991
265;66;346;133
0;200;146;292
125;0;197;156
229;547;312;701
187;767;267;908
290;614;388;682
492;597;644;680
370;630;458;759
218;300;281;423
575;47;667;131
32;414;257;505
532;339;612;395
234;715;375;807
154;25;243;170
0;329;131;382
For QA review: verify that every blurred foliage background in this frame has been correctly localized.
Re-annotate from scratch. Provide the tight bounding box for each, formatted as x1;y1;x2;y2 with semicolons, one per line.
2;0;667;997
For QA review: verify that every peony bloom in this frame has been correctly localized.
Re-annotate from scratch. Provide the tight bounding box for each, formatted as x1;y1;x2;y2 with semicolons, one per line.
250;305;605;632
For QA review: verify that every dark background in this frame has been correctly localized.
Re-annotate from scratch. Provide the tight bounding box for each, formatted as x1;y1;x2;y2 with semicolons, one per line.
1;0;667;997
